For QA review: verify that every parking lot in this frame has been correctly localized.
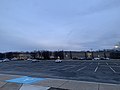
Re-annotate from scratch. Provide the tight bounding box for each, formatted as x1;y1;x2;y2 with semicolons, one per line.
0;60;120;84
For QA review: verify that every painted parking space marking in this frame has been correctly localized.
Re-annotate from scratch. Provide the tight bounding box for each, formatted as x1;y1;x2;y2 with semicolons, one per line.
94;66;98;72
20;84;50;90
61;65;76;70
48;65;68;70
74;62;98;72
90;62;93;65
114;63;119;66
94;62;100;72
76;66;87;71
49;65;76;71
6;76;46;84
106;62;116;73
106;62;109;66
109;66;116;73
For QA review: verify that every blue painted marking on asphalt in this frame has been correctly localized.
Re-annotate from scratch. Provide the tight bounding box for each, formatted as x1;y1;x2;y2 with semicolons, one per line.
6;76;45;84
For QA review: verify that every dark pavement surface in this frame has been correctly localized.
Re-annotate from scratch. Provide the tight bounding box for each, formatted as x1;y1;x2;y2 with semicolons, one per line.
0;60;120;84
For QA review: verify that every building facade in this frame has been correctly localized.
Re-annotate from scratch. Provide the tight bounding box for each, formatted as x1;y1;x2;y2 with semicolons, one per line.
1;50;119;60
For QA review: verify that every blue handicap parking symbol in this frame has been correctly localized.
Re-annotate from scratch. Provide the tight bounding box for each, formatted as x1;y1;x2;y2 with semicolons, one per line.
6;76;46;84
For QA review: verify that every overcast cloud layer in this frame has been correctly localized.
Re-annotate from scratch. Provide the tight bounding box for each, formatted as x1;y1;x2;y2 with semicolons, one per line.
0;0;120;52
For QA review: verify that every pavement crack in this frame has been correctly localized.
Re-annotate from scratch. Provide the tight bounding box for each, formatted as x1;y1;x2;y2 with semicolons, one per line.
98;84;100;90
58;81;68;88
0;82;8;88
18;83;23;90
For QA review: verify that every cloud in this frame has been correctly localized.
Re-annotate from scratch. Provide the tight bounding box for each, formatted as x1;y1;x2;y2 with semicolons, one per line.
0;0;120;52
77;0;120;16
70;31;120;50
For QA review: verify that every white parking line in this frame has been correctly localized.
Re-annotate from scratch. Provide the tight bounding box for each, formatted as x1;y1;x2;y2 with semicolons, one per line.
94;66;98;72
76;62;93;72
76;66;87;71
106;62;109;66
89;62;93;65
114;63;118;65
94;62;99;73
48;65;69;70
106;62;116;73
61;65;76;70
109;66;116;73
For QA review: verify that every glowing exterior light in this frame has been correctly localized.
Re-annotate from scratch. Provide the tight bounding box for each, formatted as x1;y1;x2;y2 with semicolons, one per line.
114;42;120;51
114;45;119;49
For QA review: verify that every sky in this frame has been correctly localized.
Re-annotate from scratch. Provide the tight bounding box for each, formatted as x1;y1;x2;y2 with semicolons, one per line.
0;0;120;52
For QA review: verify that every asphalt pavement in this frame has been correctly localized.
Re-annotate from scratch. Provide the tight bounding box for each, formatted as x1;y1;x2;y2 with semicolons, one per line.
0;60;120;84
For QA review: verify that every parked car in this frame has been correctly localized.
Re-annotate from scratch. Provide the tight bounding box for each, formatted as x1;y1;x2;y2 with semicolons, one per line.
3;58;10;62
100;57;106;60
55;59;62;63
93;58;100;60
32;59;39;62
11;57;18;61
0;60;3;63
105;58;110;60
27;58;32;61
79;57;86;60
72;57;79;60
100;57;110;60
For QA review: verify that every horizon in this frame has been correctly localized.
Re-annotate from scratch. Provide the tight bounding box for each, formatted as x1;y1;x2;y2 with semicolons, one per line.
0;49;114;53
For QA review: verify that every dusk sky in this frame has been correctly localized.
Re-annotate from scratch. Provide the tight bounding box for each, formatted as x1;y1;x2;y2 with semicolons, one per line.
0;0;120;52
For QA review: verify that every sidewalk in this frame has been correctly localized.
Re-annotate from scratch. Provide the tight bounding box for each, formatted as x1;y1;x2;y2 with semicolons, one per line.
0;74;120;90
